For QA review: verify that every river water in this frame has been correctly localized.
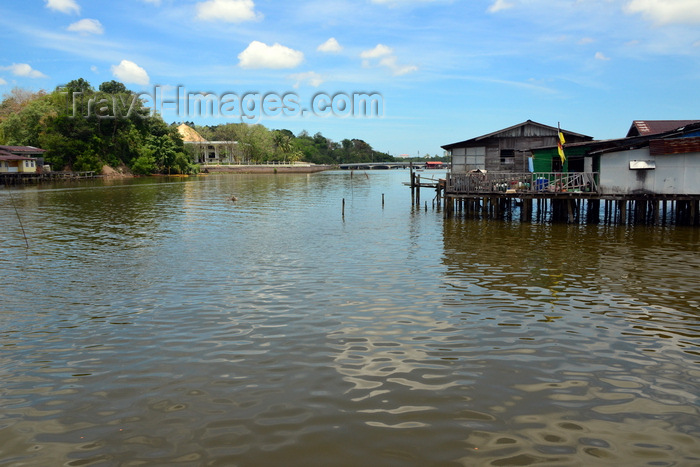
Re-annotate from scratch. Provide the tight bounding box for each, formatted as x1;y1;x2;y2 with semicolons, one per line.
1;170;699;466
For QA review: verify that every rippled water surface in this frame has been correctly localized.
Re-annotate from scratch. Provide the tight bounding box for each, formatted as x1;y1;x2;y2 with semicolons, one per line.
1;171;699;466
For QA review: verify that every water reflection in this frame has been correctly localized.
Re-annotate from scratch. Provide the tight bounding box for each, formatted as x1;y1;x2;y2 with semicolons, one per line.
440;219;700;464
1;172;699;466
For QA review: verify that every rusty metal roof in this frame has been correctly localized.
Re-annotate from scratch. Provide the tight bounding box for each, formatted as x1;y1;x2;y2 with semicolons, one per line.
0;145;46;154
649;136;700;156
626;120;700;137
0;153;36;161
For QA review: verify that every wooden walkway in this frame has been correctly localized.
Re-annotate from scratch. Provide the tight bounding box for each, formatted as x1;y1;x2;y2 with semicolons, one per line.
408;169;700;226
0;171;98;185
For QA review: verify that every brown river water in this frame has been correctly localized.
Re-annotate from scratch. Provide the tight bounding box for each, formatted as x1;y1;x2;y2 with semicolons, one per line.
1;171;699;466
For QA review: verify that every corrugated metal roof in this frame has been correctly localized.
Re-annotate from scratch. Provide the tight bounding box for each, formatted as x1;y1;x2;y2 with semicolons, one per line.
649;136;700;156
626;120;700;137
0;145;46;154
0;153;36;161
441;120;592;150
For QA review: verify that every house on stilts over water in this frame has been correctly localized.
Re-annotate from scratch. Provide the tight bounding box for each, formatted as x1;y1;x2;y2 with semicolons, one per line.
432;120;700;225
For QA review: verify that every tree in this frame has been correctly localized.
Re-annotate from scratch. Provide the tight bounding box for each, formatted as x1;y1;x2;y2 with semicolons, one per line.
62;78;94;94
273;130;292;162
0;87;46;123
0;81;188;173
98;80;129;94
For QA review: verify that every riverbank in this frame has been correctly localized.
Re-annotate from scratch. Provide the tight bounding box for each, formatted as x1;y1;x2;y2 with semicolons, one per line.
202;164;334;174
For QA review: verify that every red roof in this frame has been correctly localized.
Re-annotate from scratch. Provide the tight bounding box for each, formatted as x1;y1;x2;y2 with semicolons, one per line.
0;154;36;161
0;145;46;154
626;120;700;137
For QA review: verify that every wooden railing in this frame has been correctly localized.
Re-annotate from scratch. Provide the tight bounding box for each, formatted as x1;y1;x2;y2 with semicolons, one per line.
446;172;599;194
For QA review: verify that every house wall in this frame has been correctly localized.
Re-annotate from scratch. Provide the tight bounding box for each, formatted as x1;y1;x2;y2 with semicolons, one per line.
450;146;486;173
599;148;700;195
18;160;36;173
481;136;558;172
184;141;241;164
0;160;35;173
450;136;591;172
532;146;590;172
447;123;592;173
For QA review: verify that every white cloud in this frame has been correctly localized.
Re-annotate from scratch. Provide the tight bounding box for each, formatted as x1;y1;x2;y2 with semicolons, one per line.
379;56;418;76
594;51;611;61
624;0;700;25
238;41;304;69
0;78;7;85
488;0;515;13
0;63;48;78
196;0;262;23
45;0;80;14
288;71;324;88
90;65;99;73
67;19;104;35
318;37;342;53
360;44;417;76
111;60;150;85
578;37;595;45
360;44;393;59
142;0;161;4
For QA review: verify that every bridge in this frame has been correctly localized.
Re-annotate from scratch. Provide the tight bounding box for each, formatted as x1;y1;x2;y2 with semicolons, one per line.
339;162;425;170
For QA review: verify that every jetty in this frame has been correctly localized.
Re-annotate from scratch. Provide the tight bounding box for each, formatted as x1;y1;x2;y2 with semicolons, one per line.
409;168;700;226
426;119;700;226
0;171;98;186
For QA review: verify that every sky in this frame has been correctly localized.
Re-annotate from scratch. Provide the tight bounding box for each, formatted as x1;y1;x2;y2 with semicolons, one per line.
1;0;699;157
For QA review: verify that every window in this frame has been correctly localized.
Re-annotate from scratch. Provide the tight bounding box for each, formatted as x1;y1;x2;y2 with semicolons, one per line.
500;149;515;166
452;147;485;172
466;147;486;169
552;156;562;172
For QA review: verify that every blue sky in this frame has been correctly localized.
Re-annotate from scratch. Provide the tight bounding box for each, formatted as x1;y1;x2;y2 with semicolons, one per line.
1;0;699;157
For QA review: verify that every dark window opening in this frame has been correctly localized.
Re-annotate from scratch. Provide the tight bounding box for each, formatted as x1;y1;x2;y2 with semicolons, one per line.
552;156;562;172
500;149;515;165
568;158;584;172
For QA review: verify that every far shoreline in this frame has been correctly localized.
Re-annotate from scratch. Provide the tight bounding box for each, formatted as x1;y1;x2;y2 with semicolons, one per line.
201;164;335;174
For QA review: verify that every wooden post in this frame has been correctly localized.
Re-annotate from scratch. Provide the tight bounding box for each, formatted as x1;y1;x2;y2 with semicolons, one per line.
691;200;697;226
445;196;453;218
662;200;668;225
342;198;345;217
416;174;421;206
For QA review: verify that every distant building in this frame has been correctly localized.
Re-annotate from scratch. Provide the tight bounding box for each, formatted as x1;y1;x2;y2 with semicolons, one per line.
626;120;700;137
442;120;592;173
177;124;241;164
0;145;46;173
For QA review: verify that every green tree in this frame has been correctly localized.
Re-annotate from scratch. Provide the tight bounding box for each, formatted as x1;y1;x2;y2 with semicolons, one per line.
62;78;93;94
131;146;157;175
98;80;129;94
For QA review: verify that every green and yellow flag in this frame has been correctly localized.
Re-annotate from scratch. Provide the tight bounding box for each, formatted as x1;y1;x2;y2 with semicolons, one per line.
557;127;566;164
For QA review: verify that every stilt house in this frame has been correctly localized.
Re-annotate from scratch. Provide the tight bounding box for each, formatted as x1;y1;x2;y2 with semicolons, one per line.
441;120;592;173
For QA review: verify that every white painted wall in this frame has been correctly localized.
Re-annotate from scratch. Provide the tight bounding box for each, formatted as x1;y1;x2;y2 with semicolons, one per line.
599;148;700;195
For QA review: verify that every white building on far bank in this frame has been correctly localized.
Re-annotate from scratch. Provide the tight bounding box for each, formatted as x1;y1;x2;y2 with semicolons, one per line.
177;124;241;164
